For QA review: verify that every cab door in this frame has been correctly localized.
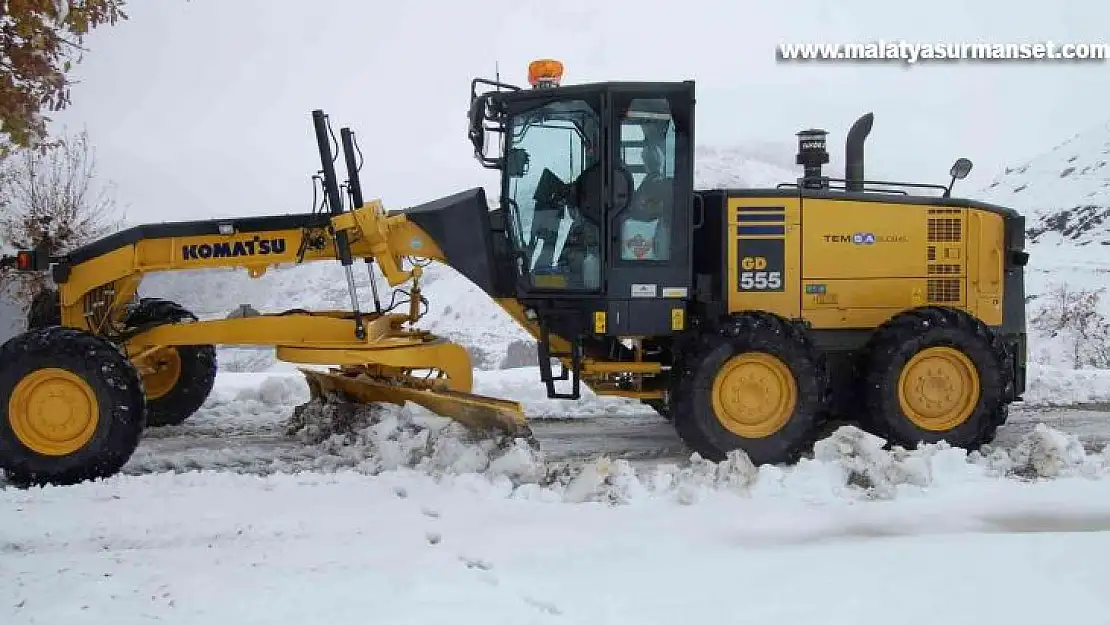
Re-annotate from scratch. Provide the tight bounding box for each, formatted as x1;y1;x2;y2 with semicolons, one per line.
603;83;696;336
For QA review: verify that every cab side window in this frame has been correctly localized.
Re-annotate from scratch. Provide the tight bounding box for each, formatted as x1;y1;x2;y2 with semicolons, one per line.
616;98;676;262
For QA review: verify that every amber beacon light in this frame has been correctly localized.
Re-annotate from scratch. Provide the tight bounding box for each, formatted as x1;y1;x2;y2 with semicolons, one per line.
528;59;564;88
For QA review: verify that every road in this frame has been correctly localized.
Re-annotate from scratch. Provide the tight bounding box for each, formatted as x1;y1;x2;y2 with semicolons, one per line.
117;402;1110;478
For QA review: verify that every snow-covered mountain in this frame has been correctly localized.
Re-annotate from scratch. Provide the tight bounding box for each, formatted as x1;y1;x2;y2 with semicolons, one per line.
694;145;796;189
975;118;1110;285
975;118;1110;370
979;119;1110;261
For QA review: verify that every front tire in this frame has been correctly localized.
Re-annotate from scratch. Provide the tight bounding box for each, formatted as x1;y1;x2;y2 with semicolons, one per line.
0;327;147;486
671;312;830;465
855;306;1011;450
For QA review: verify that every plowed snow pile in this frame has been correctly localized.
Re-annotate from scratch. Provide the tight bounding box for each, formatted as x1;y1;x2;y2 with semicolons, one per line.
285;398;547;484
284;396;1110;505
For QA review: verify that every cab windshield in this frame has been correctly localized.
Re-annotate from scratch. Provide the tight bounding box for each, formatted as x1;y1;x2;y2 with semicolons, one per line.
503;99;601;291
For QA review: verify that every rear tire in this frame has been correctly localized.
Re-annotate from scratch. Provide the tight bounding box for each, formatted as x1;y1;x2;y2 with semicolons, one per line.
855;306;1011;450
671;312;830;465
124;298;217;427
0;327;146;486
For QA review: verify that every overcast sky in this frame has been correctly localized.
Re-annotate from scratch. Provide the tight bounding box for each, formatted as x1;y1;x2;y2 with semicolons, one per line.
47;0;1110;222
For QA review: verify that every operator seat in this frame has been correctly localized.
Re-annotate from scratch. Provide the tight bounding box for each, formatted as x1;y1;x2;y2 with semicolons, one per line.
621;144;673;260
528;162;602;282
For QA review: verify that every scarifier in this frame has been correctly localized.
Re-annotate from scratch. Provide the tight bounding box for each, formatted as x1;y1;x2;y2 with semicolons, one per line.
0;60;1030;486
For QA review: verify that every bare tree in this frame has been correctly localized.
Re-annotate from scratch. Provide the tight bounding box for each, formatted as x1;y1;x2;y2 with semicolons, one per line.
0;128;124;307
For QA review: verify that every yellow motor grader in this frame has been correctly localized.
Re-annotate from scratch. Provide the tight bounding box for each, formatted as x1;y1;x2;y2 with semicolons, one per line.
0;60;1028;486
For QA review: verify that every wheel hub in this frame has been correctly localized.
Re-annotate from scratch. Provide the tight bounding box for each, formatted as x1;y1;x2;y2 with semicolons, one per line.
898;346;980;431
142;347;182;400
8;368;99;456
711;352;797;438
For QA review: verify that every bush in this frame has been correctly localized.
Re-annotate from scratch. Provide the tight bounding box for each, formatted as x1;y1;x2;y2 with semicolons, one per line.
1029;282;1110;368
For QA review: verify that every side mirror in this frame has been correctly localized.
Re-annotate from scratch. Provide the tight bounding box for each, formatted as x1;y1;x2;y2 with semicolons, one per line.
944;157;973;197
467;100;486;156
949;157;973;180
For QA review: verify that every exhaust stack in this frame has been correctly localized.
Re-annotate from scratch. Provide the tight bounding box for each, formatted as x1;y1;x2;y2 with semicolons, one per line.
845;112;874;192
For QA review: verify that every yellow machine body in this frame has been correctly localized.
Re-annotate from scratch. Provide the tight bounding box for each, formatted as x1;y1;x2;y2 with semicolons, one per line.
36;196;531;440
725;196;1006;329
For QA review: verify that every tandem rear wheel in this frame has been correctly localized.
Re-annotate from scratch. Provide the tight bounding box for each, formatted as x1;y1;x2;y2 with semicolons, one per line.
854;306;1012;451
670;312;830;466
666;307;1012;466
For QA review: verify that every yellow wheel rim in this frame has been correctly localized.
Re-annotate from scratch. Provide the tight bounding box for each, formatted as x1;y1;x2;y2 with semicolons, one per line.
898;346;980;431
710;352;797;438
8;368;99;456
142;347;182;401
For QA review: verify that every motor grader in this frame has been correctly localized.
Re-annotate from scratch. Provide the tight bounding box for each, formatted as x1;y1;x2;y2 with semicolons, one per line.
0;59;1028;487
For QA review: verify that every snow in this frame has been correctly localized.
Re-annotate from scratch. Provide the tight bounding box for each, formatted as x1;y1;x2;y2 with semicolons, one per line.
694;144;798;189
971;118;1110;373
1022;363;1110;406
975;117;1110;276
979;118;1110;256
4;416;1110;624
137;369;1110;488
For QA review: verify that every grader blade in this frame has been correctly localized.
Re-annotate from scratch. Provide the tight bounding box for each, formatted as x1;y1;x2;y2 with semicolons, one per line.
299;367;531;438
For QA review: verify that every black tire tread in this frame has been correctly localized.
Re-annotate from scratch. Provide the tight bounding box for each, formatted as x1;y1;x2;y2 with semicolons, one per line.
124;297;217;427
670;311;831;465
854;306;1012;450
0;327;147;486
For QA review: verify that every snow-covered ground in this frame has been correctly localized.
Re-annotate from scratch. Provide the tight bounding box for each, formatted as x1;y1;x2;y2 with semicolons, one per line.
11;465;1110;624
6;476;1110;624
4;382;1110;624
7;363;1110;625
